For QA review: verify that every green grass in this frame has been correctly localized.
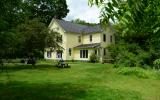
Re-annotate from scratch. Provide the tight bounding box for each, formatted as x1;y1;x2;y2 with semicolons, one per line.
0;62;160;100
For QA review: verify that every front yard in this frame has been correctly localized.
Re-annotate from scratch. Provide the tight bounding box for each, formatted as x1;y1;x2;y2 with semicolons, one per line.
0;61;160;100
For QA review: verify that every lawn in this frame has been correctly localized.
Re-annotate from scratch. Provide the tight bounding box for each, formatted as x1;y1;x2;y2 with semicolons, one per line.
0;61;160;100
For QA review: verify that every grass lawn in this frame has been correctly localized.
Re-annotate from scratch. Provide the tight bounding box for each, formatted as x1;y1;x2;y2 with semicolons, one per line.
0;61;160;100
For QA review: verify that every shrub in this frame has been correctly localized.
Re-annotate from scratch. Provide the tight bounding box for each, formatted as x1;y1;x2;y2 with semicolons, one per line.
153;59;160;69
90;53;98;63
155;71;160;80
108;42;151;68
117;67;153;79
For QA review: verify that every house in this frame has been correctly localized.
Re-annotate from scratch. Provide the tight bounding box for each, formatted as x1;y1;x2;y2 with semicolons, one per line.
44;18;115;62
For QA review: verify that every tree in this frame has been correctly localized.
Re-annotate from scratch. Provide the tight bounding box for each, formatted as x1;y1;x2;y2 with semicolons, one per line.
89;0;160;43
0;0;23;58
0;32;18;58
16;19;62;58
89;0;160;67
23;0;69;25
71;18;97;26
0;0;69;58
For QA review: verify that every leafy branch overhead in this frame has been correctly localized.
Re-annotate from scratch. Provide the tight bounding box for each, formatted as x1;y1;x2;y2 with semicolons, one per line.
89;0;160;67
89;0;160;36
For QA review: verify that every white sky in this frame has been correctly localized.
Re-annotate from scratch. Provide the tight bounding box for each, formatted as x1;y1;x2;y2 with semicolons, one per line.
64;0;100;23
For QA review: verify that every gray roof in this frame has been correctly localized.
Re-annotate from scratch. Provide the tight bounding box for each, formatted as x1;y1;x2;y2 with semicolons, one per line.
74;43;101;48
55;19;102;34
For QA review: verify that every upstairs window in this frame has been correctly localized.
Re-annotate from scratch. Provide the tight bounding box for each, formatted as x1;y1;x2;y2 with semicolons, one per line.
69;48;72;56
78;36;81;43
110;35;113;43
103;34;106;42
90;35;92;42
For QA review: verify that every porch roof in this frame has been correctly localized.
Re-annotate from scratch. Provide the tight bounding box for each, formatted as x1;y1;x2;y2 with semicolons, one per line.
74;43;101;49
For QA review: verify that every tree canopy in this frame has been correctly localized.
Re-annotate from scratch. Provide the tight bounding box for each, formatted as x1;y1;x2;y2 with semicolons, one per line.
89;0;160;67
16;19;62;58
23;0;69;25
71;18;98;26
0;0;69;58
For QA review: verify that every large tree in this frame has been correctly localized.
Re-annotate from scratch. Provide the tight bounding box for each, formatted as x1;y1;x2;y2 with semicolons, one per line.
89;0;160;66
0;0;23;58
16;19;62;58
89;0;160;45
23;0;69;25
0;0;69;58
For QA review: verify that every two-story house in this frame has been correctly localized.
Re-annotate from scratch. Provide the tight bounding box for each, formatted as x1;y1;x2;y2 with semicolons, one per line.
44;18;115;62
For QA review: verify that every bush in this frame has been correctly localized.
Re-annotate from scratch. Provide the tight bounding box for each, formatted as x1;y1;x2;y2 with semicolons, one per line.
153;59;160;69
155;71;160;80
108;42;151;68
90;53;98;63
117;67;153;79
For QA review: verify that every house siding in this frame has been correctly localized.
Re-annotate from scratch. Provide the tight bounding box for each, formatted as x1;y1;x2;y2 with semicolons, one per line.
66;32;81;60
82;33;101;44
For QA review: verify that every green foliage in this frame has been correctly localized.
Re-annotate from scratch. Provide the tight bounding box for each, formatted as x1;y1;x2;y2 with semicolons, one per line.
16;19;61;58
108;42;151;68
90;0;160;36
117;67;154;79
155;71;160;80
23;0;69;25
89;0;160;69
71;18;97;26
0;0;69;58
89;53;99;63
153;59;160;69
0;32;18;58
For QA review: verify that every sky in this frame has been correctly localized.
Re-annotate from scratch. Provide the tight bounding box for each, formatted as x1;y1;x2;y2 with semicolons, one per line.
65;0;100;23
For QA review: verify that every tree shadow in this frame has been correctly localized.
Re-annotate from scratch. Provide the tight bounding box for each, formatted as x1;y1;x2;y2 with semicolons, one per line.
0;81;87;100
1;64;58;72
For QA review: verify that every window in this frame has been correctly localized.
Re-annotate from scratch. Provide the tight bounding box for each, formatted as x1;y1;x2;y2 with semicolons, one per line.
90;35;92;42
95;50;97;55
103;48;106;56
56;50;62;58
80;50;88;58
69;48;72;56
103;34;106;42
110;35;113;43
78;36;81;43
47;51;52;58
83;50;86;58
80;50;83;58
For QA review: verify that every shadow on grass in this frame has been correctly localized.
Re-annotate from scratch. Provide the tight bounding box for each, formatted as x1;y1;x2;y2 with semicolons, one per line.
0;81;87;100
0;81;142;100
1;64;58;72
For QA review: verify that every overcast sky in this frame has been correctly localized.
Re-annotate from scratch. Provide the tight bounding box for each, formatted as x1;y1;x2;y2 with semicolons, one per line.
64;0;100;23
